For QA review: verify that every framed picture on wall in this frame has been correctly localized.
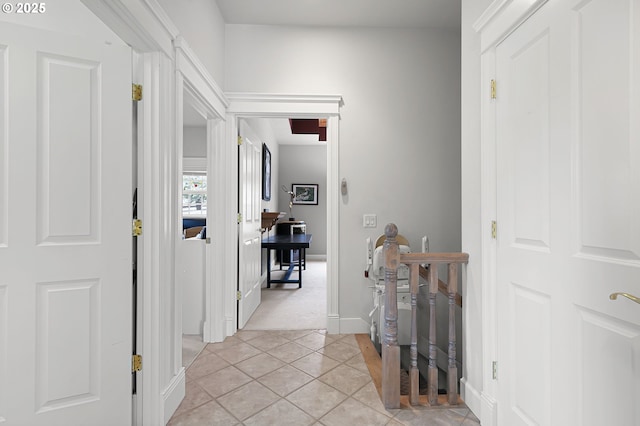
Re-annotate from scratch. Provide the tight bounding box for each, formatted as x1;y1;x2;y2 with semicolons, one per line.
262;143;271;201
292;184;318;205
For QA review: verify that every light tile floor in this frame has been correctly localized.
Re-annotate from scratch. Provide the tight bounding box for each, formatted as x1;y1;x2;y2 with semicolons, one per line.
168;329;481;426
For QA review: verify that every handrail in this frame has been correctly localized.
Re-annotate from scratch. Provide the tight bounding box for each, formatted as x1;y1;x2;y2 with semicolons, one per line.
381;223;469;409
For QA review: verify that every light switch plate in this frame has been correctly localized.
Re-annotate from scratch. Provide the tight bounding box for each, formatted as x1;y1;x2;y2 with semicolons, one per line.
363;214;377;228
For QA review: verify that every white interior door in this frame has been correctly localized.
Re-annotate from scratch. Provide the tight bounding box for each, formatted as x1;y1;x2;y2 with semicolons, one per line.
237;126;262;328
0;22;132;425
496;1;640;425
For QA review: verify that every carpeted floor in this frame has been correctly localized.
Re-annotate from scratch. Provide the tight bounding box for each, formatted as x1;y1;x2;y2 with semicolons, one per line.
244;260;327;330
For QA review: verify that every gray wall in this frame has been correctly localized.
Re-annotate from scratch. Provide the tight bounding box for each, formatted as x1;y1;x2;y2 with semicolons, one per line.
278;145;327;257
225;24;462;325
183;126;207;158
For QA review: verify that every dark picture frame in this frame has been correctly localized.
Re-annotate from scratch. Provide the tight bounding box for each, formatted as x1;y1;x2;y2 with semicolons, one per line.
292;184;319;205
262;144;271;201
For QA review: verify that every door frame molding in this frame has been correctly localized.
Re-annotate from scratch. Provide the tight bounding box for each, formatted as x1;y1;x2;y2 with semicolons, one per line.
225;93;343;335
473;1;550;425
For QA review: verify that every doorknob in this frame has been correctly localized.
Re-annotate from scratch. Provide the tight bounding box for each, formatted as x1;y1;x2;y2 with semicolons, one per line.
609;292;640;304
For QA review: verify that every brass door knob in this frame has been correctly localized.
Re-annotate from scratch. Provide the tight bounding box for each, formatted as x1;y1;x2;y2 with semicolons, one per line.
609;292;640;304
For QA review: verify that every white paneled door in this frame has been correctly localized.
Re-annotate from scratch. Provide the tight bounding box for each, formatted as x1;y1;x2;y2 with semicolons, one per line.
496;0;640;424
0;22;132;424
237;128;262;328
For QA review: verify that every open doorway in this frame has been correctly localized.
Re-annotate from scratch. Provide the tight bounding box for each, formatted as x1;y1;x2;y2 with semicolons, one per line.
177;93;209;367
241;117;328;330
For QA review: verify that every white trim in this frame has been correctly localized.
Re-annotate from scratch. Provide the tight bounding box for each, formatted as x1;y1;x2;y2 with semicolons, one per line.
326;115;340;335
460;378;482;421
225;93;343;337
81;0;177;56
473;0;549;52
161;368;185;425
481;392;498;426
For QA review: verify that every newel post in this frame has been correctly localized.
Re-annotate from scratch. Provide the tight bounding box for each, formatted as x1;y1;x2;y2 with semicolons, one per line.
382;223;401;408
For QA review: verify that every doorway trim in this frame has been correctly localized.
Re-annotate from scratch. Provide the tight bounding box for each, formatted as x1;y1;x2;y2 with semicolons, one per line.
473;1;550;425
225;93;343;336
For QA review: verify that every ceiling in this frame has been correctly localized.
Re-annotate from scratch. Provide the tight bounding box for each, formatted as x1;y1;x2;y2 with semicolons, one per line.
215;0;461;30
182;1;461;144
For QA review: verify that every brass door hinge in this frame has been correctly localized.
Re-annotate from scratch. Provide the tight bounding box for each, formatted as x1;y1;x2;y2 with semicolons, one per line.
237;213;243;223
490;79;497;100
491;221;497;239
132;354;142;372
132;219;143;236
132;84;143;101
237;136;243;145
492;361;497;380
236;291;242;301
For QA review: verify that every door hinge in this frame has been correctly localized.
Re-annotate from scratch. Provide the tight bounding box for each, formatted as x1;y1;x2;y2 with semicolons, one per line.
132;84;143;101
491;220;497;239
237;213;243;223
492;361;498;380
237;136;243;145
490;79;497;100
132;219;143;236
236;291;242;301
132;354;142;372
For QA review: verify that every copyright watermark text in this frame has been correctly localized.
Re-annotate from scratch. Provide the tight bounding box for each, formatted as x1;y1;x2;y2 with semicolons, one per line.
2;3;46;14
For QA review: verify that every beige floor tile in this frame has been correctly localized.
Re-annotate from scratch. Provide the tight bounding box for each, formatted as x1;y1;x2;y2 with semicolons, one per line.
167;400;239;426
235;352;285;379
244;333;291;351
286;380;348;419
216;381;280;421
195;365;252;398
185;351;230;380
392;405;468;425
294;331;336;350
243;399;315;426
345;352;370;374
291;352;340;378
267;341;314;363
258;365;314;397
319;397;391;426
318;364;372;395
235;329;268;341
215;341;262;364
317;341;362;362
172;381;213;419
205;335;242;353
276;329;314;340
335;334;360;348
352;381;397;416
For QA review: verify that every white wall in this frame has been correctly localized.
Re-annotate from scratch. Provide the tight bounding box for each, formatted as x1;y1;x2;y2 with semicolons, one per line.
156;0;226;85
278;145;327;256
461;0;493;417
225;24;461;324
183;126;207;158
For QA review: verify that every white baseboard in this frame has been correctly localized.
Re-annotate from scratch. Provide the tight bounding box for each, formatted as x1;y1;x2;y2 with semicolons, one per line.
460;378;482;420
327;314;340;334
306;254;327;261
338;317;370;334
162;368;186;424
481;392;498;426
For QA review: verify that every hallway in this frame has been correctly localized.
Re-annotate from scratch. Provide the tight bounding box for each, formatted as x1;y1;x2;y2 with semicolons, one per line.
169;329;480;425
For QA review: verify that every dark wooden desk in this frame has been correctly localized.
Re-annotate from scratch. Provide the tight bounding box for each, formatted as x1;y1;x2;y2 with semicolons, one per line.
262;234;312;288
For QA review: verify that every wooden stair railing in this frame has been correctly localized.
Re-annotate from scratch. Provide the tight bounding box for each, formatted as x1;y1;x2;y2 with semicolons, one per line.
381;223;469;409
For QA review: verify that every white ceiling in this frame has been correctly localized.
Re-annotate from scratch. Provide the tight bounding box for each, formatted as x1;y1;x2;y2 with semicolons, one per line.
182;1;461;144
215;0;461;30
